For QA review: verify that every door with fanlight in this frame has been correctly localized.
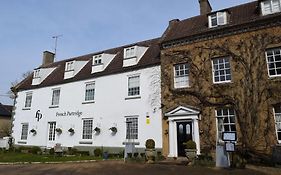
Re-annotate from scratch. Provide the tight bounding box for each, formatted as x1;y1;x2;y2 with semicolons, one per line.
177;121;193;157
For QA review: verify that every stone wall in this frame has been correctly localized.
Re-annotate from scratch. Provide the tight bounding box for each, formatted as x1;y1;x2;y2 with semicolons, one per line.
161;26;281;156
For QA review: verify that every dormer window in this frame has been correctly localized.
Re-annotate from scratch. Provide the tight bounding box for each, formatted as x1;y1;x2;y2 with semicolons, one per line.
94;55;102;65
34;69;41;79
92;53;116;73
66;61;74;71
64;60;88;79
32;67;57;86
124;46;136;59
123;45;148;67
261;0;281;16
208;11;227;28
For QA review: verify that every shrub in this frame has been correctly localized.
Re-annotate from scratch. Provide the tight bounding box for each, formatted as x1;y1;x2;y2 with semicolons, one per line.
94;127;101;133
119;150;124;158
94;148;102;157
67;147;78;155
140;153;145;158
68;128;74;133
77;151;90;156
49;148;55;155
185;140;196;149
127;153;132;158
55;128;62;133
15;146;24;153
145;139;155;149
193;155;215;167
109;127;117;133
133;152;139;158
29;146;41;154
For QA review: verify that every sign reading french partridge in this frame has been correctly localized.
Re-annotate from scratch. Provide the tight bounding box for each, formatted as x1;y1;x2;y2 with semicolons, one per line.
56;110;83;117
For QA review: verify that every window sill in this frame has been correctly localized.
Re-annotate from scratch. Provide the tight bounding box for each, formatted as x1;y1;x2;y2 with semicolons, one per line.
213;80;232;85
209;24;227;29
125;96;141;100
22;108;31;111
92;63;104;66
122;141;140;145
174;85;190;89
124;56;137;60
65;69;74;72
79;141;93;145
269;75;281;80
49;105;59;109
18;141;27;144
82;101;95;104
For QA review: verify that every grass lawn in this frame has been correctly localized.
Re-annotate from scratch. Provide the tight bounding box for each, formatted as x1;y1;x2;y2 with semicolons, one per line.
0;152;102;163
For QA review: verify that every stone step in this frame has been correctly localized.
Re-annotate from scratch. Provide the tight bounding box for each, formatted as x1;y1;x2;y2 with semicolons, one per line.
157;157;188;166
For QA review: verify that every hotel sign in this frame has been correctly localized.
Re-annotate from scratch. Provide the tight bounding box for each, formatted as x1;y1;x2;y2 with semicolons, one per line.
222;132;237;141
56;110;83;117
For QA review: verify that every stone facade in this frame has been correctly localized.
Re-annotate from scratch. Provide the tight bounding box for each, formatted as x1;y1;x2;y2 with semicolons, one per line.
161;26;281;157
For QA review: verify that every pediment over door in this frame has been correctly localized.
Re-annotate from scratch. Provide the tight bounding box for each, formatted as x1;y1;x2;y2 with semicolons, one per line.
165;106;200;117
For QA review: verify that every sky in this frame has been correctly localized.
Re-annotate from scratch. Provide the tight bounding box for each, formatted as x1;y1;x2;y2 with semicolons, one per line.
0;0;253;105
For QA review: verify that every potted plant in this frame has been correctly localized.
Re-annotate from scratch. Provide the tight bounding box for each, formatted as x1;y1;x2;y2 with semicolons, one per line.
55;128;62;134
30;129;37;135
68;128;74;135
145;139;156;163
109;127;117;134
94;127;101;134
184;140;197;164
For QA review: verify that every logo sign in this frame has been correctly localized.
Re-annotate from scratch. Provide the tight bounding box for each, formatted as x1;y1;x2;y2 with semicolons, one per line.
35;110;43;122
222;132;237;141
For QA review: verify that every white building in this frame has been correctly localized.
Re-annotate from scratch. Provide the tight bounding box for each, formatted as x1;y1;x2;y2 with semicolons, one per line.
12;38;162;153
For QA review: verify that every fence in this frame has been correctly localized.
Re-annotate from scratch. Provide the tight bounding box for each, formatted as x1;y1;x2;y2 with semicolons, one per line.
0;137;9;150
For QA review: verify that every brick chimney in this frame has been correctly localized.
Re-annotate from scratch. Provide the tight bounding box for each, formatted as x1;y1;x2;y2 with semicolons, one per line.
169;19;180;26
199;0;212;15
42;51;55;66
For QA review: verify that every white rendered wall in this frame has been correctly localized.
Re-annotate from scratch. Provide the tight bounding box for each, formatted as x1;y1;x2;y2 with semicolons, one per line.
12;66;162;149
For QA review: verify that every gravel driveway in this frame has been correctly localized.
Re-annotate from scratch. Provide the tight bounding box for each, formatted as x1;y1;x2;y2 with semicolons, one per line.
0;160;273;175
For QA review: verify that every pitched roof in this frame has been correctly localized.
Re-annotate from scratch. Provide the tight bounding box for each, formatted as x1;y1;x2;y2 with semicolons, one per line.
162;1;281;44
0;103;12;117
16;38;161;91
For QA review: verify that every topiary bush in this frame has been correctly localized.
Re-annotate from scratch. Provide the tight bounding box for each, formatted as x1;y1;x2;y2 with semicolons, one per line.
145;139;155;149
185;140;196;149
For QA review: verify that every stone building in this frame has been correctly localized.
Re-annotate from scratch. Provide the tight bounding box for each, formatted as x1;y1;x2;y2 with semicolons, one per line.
160;0;281;158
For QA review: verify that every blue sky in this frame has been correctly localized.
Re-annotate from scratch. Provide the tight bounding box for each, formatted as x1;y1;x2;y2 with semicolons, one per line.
0;0;252;104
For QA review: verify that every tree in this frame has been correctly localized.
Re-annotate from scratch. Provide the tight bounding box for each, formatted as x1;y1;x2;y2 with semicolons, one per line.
8;71;32;99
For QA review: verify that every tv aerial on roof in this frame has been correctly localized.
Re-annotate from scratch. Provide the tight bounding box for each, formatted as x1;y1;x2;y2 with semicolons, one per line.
52;34;63;59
